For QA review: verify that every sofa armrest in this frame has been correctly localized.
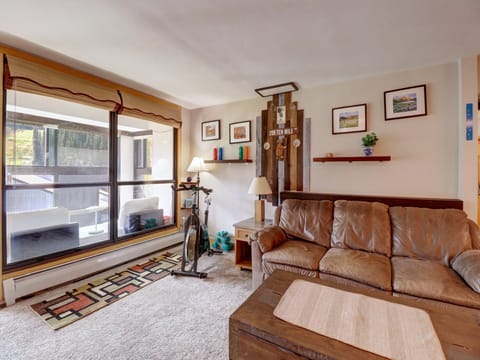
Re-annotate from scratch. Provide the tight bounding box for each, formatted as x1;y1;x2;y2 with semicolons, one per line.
249;226;286;290
250;226;286;253
468;219;480;249
452;249;480;293
250;240;264;290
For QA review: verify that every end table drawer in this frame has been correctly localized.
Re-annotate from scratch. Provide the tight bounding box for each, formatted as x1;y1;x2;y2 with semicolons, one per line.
235;228;253;242
233;218;272;271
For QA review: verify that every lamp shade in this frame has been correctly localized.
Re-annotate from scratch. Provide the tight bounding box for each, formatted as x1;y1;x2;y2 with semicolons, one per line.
248;176;272;195
187;157;207;172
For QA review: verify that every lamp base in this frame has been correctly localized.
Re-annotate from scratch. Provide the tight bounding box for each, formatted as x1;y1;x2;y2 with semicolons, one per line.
254;199;265;222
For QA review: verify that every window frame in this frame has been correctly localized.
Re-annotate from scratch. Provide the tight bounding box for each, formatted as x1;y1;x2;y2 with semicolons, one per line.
2;91;179;271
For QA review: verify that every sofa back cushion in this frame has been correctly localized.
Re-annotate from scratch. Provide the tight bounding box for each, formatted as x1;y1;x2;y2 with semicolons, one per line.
7;207;70;235
273;206;282;226
279;199;333;247
118;196;159;230
331;200;391;256
390;206;472;265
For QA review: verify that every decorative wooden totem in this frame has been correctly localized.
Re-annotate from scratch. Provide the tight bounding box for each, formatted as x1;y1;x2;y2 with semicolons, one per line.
259;92;308;206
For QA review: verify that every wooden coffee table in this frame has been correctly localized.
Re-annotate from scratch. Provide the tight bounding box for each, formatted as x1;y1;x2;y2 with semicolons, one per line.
229;270;480;359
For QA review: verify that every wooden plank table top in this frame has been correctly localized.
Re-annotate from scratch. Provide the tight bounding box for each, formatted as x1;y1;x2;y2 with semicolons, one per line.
229;270;480;360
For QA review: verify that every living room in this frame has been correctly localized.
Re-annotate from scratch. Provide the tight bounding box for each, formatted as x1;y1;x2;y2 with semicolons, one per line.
1;1;480;359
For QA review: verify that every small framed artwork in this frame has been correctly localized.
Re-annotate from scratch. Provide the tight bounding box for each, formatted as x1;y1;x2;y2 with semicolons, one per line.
332;104;367;135
384;84;427;120
201;120;221;141
276;105;286;124
229;120;251;144
184;198;193;208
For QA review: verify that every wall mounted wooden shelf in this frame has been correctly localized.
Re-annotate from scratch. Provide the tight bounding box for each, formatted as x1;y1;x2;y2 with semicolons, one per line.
313;155;391;163
204;159;253;164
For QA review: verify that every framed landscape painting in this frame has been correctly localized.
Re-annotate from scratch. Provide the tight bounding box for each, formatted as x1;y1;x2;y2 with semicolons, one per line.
332;104;367;135
229;120;251;144
384;84;427;120
201;120;221;141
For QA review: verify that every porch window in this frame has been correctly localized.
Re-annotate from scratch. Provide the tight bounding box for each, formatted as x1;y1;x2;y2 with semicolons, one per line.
117;115;175;237
3;90;177;268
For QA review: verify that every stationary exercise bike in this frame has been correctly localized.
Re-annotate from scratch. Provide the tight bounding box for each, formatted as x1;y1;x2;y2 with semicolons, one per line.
171;182;222;278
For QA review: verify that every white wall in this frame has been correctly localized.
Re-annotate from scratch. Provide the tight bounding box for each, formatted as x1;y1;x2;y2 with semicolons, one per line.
303;63;459;197
187;61;474;235
180;109;192;179
458;57;479;219
187;98;269;235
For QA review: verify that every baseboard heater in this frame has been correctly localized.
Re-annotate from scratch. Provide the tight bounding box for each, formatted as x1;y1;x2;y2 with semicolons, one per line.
3;232;183;306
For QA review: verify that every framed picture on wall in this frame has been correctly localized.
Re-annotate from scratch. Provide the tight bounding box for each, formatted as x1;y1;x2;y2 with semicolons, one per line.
332;104;367;135
276;105;286;124
184;198;193;208
229;120;251;144
384;84;427;120
201;119;221;141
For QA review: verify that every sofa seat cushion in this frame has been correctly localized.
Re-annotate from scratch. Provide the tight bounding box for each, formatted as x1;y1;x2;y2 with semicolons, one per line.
390;207;472;266
10;223;79;263
331;200;391;256
318;272;390;292
262;240;327;271
263;263;318;278
392;257;480;309
319;248;392;291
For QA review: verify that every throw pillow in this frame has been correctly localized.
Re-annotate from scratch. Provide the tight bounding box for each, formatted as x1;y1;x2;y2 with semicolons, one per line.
124;214;141;234
452;250;480;293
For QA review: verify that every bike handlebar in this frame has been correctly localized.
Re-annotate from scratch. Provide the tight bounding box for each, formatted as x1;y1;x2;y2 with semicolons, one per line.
171;183;213;195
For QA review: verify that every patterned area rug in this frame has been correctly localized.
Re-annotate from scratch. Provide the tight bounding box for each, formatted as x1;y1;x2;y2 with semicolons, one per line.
31;252;181;330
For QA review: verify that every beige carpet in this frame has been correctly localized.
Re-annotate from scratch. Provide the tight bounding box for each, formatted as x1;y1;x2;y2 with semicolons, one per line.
0;247;252;360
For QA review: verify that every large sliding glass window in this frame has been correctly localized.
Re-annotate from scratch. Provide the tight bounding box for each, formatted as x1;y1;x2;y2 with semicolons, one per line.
117;115;175;237
3;90;177;268
4;91;111;265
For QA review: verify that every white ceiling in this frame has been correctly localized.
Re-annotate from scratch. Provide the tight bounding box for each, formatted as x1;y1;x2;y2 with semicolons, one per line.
0;0;480;109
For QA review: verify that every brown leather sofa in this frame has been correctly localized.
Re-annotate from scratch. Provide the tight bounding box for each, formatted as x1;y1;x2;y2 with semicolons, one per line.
251;193;480;309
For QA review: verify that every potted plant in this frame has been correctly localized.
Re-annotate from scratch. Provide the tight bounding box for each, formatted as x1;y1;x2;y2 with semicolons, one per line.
361;132;378;156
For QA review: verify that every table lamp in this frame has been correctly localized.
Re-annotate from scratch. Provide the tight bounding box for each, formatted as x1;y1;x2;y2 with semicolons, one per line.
187;157;207;184
248;176;272;222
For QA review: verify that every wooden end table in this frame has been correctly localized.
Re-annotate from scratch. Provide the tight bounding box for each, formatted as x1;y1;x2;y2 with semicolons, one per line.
229;270;480;359
233;218;272;270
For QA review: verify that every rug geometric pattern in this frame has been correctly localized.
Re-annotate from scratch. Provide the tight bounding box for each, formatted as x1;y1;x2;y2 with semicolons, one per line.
30;252;181;330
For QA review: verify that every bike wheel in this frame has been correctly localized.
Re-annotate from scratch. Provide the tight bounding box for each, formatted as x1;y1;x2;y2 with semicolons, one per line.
184;225;197;264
